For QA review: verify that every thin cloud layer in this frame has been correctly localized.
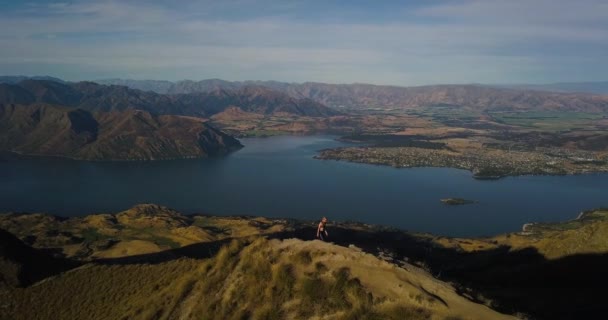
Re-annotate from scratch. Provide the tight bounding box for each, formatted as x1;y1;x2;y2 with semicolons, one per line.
0;0;606;85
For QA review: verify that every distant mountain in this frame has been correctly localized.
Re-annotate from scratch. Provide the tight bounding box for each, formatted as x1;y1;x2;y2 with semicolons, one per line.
167;79;242;94
503;82;608;95
10;77;608;113
0;104;242;160
95;78;174;94
0;80;338;159
173;86;336;117
96;78;300;96
0;75;65;84
0;228;76;288
0;80;336;117
255;82;608;112
97;78;608;112
0;80;193;114
97;78;245;94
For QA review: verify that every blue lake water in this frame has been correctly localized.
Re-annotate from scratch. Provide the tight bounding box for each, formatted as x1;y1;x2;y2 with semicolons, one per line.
1;135;606;237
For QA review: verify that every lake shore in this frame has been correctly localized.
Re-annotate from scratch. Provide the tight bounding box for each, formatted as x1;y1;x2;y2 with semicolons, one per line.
2;136;607;237
315;145;608;179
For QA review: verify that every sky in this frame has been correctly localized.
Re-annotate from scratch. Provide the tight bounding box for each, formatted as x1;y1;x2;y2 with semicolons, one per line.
0;0;607;85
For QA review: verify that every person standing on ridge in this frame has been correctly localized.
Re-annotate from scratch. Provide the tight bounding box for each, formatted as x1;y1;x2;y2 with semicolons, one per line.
316;217;329;241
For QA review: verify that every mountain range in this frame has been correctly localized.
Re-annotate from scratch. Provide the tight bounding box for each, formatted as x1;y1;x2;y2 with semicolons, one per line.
0;79;340;159
0;80;336;117
95;78;608;95
504;82;608;95
2;76;608;160
4;76;608;113
95;78;608;112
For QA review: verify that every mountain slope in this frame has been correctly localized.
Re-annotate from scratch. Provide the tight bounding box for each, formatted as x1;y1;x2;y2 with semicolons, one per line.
0;83;36;104
0;104;242;160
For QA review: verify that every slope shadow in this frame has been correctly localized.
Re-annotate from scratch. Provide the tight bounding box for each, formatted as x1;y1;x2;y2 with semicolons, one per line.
0;228;80;287
268;226;608;320
94;238;236;265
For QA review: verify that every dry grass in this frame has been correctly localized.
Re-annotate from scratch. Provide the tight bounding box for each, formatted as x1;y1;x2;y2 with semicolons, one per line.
3;259;199;320
432;209;608;259
0;205;287;260
1;238;514;320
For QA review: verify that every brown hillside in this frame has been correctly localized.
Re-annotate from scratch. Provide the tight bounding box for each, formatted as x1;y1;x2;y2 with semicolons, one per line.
0;104;242;160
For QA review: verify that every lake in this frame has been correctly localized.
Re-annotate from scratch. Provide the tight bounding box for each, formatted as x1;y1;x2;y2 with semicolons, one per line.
1;135;607;237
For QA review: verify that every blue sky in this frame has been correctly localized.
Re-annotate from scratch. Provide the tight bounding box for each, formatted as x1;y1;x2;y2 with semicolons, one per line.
0;0;606;85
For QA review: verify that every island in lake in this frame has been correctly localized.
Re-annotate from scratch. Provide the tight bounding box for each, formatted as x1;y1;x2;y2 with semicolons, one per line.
440;198;476;205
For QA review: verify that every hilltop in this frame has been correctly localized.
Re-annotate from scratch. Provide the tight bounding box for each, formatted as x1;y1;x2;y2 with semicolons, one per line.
2;205;608;319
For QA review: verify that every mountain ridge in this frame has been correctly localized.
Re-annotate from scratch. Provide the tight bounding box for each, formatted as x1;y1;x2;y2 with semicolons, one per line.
0;80;337;117
502;81;608;95
95;78;608;112
6;77;608;113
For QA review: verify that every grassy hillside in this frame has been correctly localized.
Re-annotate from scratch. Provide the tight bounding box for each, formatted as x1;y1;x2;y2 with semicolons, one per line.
3;205;608;319
0;204;287;260
433;208;608;259
1;238;514;320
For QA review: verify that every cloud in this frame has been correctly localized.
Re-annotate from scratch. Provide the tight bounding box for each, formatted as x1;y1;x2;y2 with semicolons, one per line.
0;0;606;84
417;0;608;25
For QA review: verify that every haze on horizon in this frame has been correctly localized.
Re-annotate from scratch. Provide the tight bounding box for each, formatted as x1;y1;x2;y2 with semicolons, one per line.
0;0;607;86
